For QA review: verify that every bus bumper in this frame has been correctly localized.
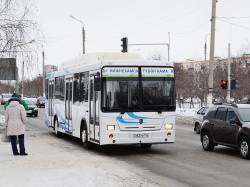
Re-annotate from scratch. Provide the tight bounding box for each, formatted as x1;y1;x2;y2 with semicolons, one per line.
99;130;175;145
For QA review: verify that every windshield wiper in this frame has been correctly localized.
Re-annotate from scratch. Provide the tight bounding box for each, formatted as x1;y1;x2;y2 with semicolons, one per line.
120;105;131;114
153;105;162;114
166;105;176;111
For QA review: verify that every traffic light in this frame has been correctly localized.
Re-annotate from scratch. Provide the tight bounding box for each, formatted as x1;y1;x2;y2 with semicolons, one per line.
121;37;128;53
231;79;239;89
221;79;227;89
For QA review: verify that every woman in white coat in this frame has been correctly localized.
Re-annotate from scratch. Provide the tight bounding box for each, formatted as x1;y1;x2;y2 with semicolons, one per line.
5;94;28;156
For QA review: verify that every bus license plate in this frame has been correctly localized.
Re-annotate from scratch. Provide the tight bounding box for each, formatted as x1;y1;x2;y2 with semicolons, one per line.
132;133;149;138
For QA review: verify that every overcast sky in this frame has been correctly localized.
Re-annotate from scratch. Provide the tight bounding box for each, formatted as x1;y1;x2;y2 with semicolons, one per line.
34;0;250;69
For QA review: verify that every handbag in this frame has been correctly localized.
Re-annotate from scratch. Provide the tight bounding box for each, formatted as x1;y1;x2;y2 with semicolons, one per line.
1;128;11;142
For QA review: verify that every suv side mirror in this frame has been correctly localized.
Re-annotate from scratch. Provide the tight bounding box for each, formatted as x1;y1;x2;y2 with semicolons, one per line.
229;118;241;126
229;119;237;124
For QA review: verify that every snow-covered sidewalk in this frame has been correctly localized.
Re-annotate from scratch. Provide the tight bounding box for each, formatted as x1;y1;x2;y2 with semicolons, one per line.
0;114;188;187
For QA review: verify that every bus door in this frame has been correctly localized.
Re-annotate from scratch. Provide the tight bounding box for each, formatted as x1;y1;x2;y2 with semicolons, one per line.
65;77;73;134
89;75;100;143
48;80;54;127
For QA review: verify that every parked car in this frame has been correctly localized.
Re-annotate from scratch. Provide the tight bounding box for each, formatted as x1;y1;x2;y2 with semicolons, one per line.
200;103;250;159
24;98;38;117
1;93;12;105
36;96;45;108
193;106;209;134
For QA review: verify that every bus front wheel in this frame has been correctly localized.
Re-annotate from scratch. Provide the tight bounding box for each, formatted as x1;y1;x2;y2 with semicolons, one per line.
81;125;92;150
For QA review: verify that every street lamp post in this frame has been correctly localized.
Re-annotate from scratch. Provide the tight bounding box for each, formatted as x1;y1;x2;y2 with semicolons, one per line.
69;15;85;54
168;32;170;61
42;50;45;97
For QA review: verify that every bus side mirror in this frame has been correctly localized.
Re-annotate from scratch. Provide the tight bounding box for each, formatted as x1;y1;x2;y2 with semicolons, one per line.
94;74;101;91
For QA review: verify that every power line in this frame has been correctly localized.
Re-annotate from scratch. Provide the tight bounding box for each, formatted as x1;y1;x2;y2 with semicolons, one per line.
87;0;210;40
217;16;250;19
167;21;209;35
217;18;250;30
87;0;188;33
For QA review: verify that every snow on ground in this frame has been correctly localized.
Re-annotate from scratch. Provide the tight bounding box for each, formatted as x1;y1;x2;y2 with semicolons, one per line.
0;110;194;187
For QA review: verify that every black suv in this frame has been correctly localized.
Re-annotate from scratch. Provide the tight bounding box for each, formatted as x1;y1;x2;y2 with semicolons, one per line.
200;103;250;159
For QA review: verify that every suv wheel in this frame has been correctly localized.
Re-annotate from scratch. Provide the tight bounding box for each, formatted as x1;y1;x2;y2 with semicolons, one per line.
196;123;201;134
239;137;250;159
202;132;214;151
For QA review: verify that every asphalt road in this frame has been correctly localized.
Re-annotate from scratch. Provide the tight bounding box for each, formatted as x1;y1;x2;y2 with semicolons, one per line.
0;106;249;187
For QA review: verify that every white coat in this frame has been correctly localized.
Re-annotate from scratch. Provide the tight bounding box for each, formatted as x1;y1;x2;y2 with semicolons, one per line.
5;101;27;136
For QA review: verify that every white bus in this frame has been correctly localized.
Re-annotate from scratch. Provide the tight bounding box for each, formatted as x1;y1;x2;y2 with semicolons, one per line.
45;52;176;149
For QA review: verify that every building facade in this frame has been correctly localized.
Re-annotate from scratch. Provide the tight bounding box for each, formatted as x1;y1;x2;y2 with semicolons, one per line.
175;54;250;71
45;65;58;73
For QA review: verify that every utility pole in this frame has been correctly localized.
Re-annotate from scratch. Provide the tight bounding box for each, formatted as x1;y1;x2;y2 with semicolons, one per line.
204;41;207;64
204;33;210;64
82;26;85;54
22;61;24;97
207;0;217;105
227;43;231;102
168;32;170;61
42;50;45;97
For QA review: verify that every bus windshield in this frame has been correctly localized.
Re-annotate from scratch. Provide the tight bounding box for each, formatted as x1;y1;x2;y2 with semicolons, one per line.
101;66;175;112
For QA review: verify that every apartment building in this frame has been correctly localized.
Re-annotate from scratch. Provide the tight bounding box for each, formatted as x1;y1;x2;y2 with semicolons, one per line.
45;65;58;73
175;54;250;71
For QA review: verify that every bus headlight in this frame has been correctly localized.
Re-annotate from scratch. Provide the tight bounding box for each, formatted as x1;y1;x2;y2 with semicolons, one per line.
164;123;173;129
107;125;115;130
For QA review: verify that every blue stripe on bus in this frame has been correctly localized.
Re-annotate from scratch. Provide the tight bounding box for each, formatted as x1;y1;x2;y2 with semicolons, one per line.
126;112;148;119
45;106;50;127
64;70;70;74
116;116;139;124
116;112;149;124
46;72;54;78
54;105;68;129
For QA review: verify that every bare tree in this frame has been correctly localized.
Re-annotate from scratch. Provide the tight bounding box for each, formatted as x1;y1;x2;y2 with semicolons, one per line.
237;39;250;56
146;50;167;61
175;64;188;107
22;76;43;96
0;0;44;81
193;66;209;106
230;57;250;101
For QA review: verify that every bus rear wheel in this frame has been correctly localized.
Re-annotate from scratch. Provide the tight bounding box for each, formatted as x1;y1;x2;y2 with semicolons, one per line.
54;118;61;137
81;125;92;150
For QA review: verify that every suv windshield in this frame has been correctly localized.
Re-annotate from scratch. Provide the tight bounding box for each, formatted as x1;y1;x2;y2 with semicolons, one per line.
238;108;250;122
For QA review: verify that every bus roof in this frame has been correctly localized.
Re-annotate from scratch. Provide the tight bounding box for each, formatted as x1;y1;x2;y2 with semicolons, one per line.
59;52;144;70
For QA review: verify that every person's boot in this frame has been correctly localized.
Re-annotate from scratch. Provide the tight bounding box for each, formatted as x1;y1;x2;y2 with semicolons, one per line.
20;153;28;156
